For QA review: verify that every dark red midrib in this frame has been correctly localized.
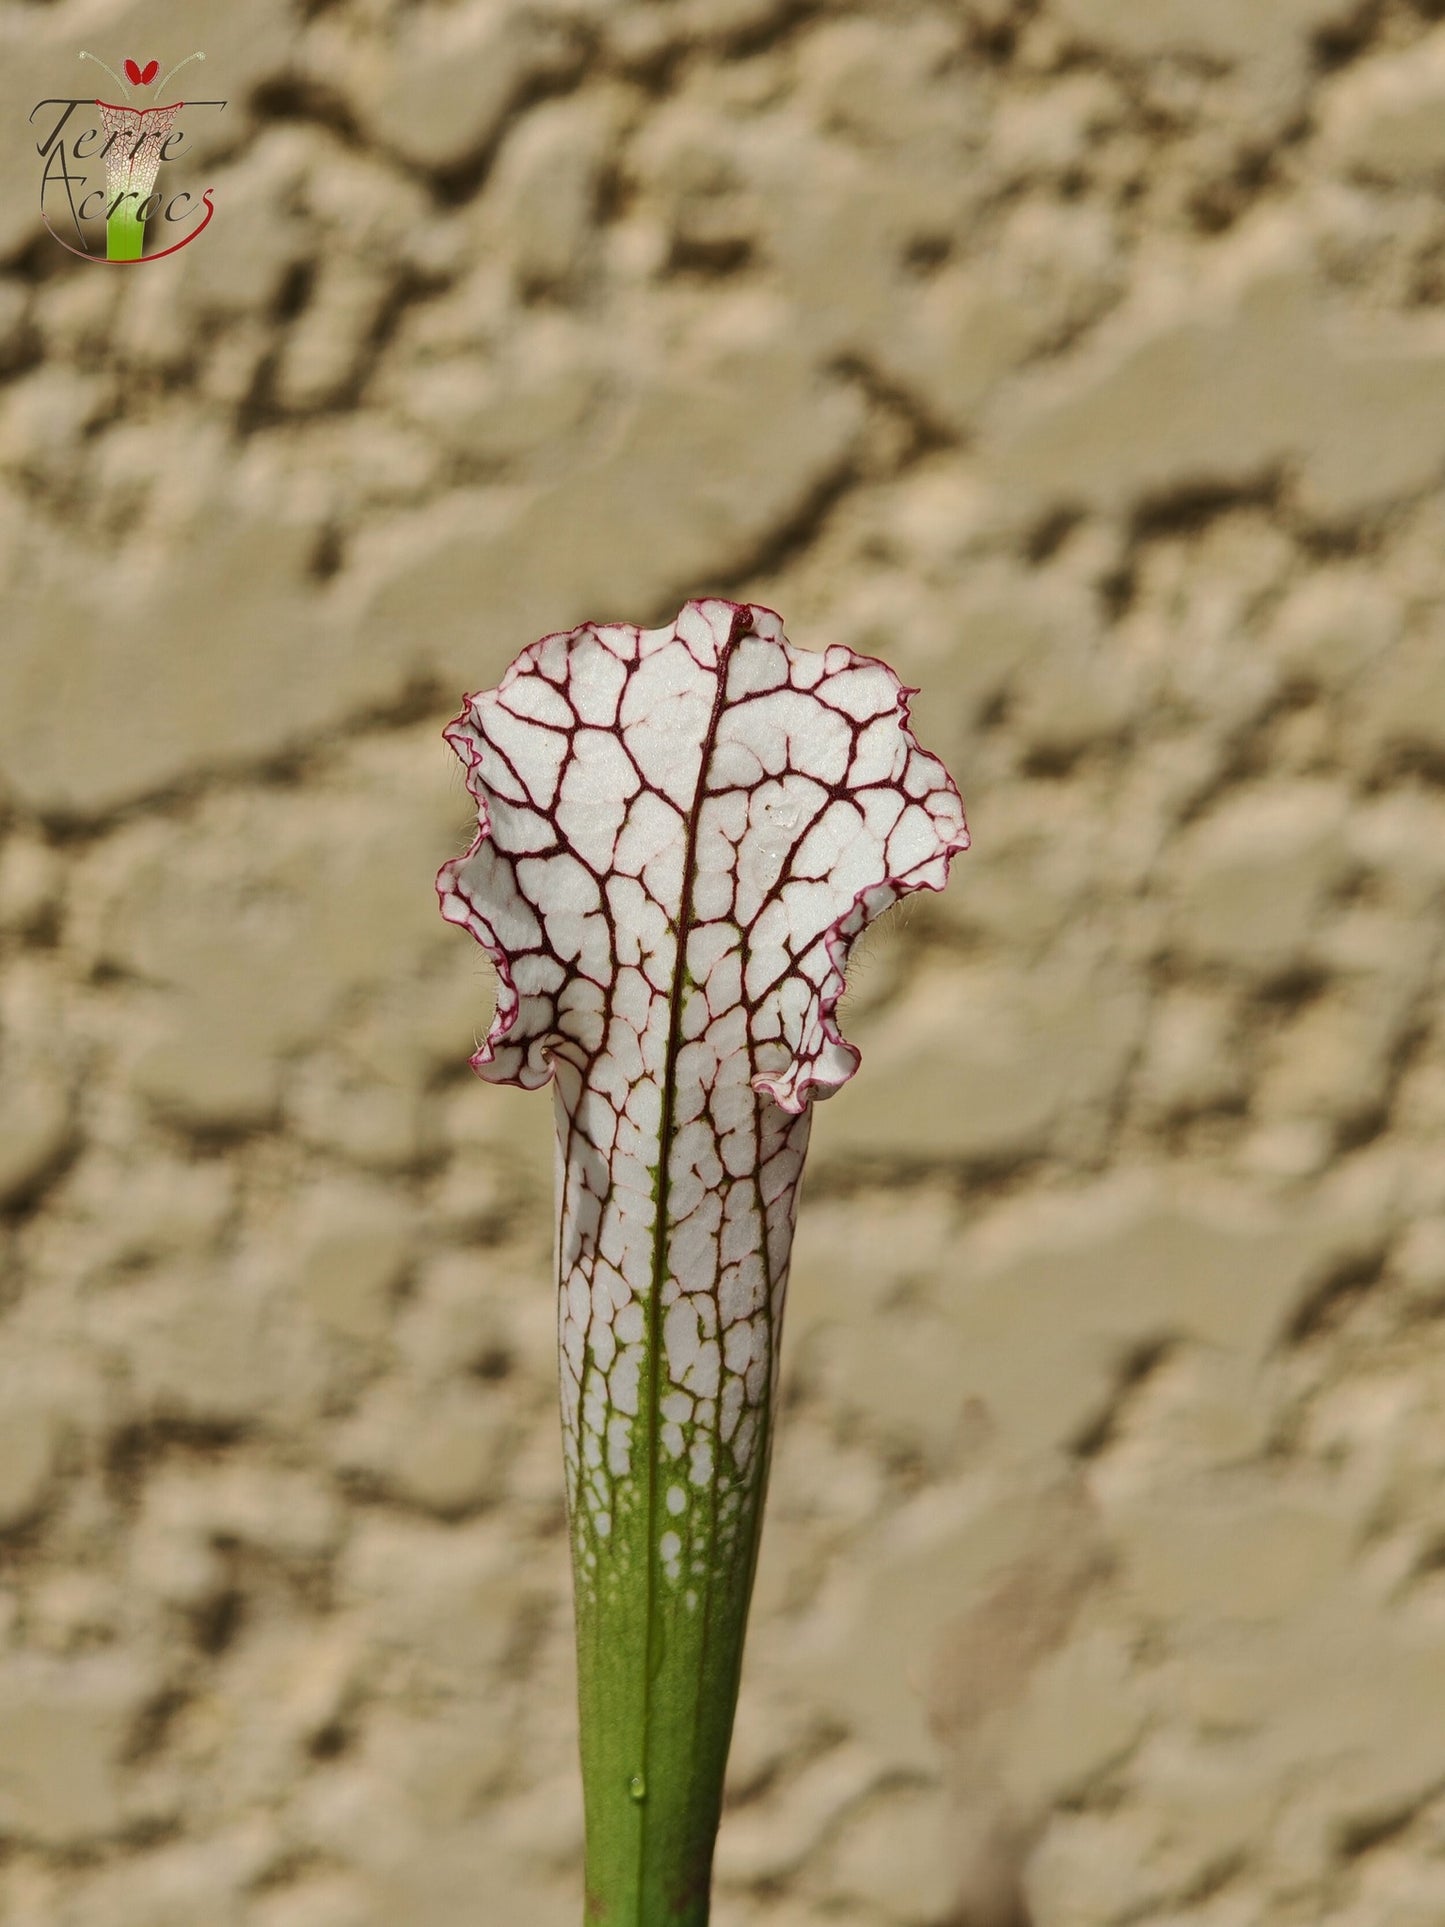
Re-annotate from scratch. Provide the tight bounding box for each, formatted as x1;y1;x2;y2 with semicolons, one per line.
634;614;746;1909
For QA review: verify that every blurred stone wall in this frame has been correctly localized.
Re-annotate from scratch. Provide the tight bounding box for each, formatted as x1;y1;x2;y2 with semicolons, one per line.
2;0;1445;1923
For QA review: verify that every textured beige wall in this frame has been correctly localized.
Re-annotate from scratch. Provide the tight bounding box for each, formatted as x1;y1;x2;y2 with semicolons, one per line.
3;1;1445;1923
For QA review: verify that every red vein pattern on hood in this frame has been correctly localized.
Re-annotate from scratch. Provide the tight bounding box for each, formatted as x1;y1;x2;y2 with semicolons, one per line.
438;597;967;1924
97;102;182;208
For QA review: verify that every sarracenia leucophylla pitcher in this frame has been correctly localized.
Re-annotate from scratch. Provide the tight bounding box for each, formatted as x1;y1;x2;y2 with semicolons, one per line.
438;599;969;1926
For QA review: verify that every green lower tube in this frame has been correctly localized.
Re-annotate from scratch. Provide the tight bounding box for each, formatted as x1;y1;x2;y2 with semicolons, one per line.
574;1461;770;1924
106;203;145;262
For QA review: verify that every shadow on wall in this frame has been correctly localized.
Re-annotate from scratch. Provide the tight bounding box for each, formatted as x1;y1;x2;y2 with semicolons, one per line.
930;1460;1112;1927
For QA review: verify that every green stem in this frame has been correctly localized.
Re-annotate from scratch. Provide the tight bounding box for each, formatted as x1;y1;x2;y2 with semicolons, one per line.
572;1377;774;1925
106;197;145;262
560;1078;798;1924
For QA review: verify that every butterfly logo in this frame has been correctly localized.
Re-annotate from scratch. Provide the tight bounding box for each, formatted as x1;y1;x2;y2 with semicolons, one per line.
81;50;205;99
